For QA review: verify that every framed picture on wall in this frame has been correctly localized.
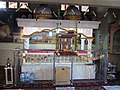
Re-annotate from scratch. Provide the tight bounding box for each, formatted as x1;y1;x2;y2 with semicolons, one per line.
0;20;13;42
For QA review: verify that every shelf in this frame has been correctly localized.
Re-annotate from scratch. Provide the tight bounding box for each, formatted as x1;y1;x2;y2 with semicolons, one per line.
107;71;116;74
108;65;116;67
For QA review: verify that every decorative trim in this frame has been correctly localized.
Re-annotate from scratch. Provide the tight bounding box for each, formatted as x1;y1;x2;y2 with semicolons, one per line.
17;19;100;29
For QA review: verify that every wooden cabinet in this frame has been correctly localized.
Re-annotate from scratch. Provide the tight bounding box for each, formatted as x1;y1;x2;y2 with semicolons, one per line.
55;67;70;85
107;63;116;80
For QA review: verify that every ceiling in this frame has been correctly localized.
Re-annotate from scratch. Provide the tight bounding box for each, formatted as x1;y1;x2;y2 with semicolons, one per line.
3;0;120;8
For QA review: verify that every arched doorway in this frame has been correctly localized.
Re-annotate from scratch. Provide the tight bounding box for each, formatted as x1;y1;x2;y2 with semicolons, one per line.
113;29;120;53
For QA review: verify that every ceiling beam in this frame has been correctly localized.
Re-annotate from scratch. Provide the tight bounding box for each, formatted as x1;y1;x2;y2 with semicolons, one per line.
3;0;120;7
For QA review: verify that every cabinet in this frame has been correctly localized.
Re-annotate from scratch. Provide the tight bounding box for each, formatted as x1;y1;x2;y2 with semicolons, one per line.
56;67;70;85
107;63;116;80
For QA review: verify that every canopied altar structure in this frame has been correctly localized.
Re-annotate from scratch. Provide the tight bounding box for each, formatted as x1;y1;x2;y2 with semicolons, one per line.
14;19;107;85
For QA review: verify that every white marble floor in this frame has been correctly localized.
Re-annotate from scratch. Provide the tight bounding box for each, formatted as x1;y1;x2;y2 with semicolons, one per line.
103;85;120;90
56;87;75;90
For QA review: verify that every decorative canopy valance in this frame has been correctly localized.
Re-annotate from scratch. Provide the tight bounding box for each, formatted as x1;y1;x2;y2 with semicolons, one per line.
17;19;100;29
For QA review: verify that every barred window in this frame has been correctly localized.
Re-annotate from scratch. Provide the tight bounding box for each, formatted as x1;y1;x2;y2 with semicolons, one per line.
0;1;6;8
9;2;18;8
19;2;28;9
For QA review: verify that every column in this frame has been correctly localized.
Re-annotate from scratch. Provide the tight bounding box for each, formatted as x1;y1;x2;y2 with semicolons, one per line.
87;38;93;63
23;38;29;50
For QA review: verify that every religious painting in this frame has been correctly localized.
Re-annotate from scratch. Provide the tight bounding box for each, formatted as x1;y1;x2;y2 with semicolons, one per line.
29;29;67;44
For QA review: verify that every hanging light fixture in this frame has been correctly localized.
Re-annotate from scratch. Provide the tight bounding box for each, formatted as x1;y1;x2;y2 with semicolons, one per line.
33;4;53;19
63;5;81;20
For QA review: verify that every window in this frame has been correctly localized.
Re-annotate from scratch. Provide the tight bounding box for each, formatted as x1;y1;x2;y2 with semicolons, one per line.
61;4;79;11
61;4;69;10
0;1;6;8
9;2;17;8
81;6;89;12
19;2;28;9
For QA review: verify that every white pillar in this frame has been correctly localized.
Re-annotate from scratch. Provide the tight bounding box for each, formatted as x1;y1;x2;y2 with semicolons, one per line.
81;39;85;50
87;39;93;63
87;39;93;50
23;38;29;49
81;34;85;50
